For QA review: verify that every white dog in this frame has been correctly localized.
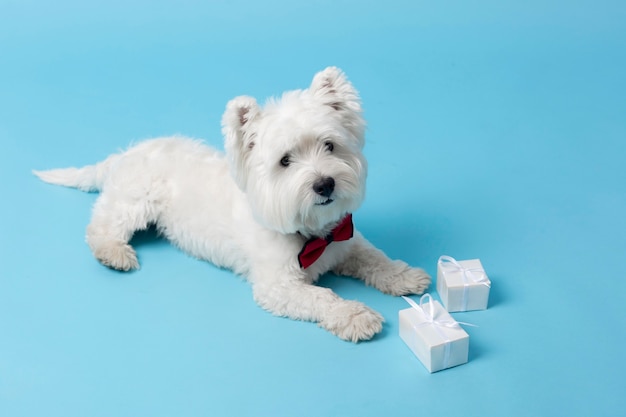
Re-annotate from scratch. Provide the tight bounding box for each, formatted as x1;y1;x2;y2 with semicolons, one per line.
34;67;430;342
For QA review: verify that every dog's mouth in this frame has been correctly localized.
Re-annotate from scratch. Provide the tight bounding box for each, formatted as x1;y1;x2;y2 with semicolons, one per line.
316;198;334;206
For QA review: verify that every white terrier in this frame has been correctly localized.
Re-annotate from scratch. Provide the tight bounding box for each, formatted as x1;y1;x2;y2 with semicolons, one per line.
34;67;430;342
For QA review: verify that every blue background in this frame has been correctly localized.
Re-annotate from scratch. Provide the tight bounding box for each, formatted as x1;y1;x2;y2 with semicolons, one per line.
1;1;625;416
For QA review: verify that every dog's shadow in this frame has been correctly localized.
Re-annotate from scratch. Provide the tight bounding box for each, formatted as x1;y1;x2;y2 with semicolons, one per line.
130;224;165;248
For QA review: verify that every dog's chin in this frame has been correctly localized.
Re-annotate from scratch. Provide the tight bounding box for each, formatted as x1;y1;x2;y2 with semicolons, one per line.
295;197;358;237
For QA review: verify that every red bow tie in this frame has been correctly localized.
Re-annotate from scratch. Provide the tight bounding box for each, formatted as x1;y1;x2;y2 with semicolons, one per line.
298;214;354;269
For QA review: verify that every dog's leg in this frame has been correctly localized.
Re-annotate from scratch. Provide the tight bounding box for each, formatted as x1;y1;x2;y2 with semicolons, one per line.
85;194;153;271
333;234;431;296
252;275;384;342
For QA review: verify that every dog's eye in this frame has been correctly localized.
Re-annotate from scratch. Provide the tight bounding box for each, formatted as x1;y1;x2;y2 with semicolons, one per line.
280;155;291;167
324;141;334;152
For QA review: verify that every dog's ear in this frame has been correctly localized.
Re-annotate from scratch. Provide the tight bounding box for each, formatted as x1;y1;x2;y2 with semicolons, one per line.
310;67;365;145
222;96;261;190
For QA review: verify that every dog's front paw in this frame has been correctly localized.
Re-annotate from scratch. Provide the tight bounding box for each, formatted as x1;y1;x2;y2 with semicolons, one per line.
398;266;431;295
320;301;384;343
375;262;431;296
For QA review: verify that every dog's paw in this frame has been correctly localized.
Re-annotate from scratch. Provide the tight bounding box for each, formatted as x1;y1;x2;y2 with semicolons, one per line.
374;262;431;296
320;301;384;343
93;241;139;271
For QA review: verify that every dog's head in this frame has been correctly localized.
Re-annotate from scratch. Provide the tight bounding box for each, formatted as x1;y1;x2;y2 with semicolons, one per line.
222;67;367;237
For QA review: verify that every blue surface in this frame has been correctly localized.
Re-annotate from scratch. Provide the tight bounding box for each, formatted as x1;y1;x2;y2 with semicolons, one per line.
2;1;625;416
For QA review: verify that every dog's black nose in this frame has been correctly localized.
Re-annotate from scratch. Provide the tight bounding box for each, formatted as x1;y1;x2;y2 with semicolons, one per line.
313;177;335;198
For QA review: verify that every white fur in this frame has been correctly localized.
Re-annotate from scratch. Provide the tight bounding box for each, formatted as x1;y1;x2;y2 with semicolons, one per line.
34;67;430;342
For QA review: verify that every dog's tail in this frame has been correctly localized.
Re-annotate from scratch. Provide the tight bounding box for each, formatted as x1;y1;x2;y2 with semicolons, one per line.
33;155;119;192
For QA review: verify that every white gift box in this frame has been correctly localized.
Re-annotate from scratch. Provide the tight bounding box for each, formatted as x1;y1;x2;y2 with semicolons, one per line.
437;256;491;312
399;295;470;373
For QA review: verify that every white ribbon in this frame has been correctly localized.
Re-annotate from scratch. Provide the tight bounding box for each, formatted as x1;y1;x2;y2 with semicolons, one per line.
402;294;474;370
438;255;490;311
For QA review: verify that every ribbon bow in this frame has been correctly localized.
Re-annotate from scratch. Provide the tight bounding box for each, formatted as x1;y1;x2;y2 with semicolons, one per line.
438;256;490;311
298;214;354;269
402;294;463;330
402;294;474;370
